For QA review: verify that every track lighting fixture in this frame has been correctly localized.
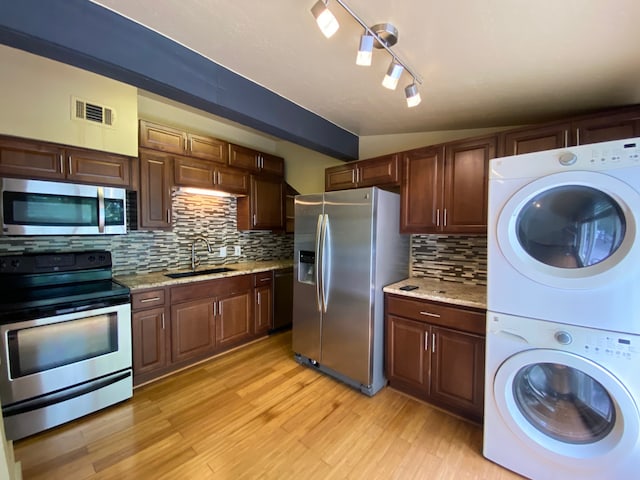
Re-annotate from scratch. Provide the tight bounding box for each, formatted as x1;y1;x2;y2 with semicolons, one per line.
311;0;339;38
309;0;423;107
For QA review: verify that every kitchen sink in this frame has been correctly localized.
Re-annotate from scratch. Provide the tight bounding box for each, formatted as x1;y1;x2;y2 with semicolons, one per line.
165;267;235;279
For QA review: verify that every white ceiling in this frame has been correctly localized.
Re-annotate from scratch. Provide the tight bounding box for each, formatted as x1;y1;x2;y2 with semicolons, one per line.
92;0;640;137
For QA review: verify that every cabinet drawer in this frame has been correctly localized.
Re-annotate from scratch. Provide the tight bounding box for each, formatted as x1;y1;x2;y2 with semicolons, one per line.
386;294;484;335
254;271;273;286
132;288;166;310
171;274;252;304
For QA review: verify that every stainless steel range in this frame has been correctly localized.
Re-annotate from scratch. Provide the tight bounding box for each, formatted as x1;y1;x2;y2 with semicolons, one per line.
0;251;132;440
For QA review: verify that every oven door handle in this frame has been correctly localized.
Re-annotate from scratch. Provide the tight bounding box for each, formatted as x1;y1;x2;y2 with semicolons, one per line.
1;370;131;417
97;186;105;233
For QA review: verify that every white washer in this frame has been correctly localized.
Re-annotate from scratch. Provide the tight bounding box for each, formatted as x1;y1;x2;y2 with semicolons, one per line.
488;138;640;333
484;312;640;479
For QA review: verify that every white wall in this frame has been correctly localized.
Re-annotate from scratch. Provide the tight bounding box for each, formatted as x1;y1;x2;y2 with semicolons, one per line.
0;45;138;156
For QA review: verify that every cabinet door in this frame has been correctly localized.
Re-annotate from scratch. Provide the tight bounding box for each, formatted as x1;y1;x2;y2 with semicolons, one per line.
237;176;284;230
442;136;494;234
131;307;168;377
139;120;187;155
66;148;131;187
385;314;430;398
228;144;259;172
573;110;640;145
171;298;216;363
174;156;215;187
139;150;172;229
216;290;252;348
188;133;228;164
430;326;485;423
325;164;357;191
0;137;64;180
215;167;248;195
260;152;285;177
358;154;400;188
254;284;273;335
400;147;441;233
499;123;570;157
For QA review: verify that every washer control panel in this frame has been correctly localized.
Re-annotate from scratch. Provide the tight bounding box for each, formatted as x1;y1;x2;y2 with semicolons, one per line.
583;332;638;359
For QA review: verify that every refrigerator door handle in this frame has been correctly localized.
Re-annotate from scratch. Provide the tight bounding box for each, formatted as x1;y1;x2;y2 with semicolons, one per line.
320;214;330;312
315;213;324;312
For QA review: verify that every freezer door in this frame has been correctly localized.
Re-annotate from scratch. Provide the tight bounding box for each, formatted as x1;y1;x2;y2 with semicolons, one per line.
322;188;375;385
292;194;324;361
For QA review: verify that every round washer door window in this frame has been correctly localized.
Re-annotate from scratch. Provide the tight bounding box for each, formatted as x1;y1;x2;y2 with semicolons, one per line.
497;171;640;289
493;349;639;464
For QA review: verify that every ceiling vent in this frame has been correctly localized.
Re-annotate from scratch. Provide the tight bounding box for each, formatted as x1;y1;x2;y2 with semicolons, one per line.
71;96;115;127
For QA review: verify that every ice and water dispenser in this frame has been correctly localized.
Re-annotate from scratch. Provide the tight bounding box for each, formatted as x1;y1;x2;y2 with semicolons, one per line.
298;250;315;284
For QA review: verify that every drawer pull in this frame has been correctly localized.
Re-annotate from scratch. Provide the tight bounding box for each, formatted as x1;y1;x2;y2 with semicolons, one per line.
259;277;271;282
420;311;441;318
140;297;161;303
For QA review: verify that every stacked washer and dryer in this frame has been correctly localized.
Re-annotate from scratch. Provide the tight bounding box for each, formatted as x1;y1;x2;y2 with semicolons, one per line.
484;138;640;479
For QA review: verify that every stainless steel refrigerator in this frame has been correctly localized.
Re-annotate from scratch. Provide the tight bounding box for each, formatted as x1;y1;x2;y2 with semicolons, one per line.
292;187;409;396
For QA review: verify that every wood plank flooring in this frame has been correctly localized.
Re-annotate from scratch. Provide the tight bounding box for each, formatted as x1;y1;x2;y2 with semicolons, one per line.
13;331;523;479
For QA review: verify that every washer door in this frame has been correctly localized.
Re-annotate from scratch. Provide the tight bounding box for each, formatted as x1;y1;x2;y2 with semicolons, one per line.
497;171;640;289
494;348;639;465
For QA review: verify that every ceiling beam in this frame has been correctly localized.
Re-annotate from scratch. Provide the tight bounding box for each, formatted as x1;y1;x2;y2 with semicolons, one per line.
0;0;358;160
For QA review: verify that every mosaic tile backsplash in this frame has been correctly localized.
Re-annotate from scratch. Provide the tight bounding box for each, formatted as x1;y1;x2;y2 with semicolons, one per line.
0;191;486;284
410;234;487;286
0;191;294;276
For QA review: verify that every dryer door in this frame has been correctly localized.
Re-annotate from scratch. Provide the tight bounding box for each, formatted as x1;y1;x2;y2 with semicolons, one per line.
497;171;640;289
494;348;639;466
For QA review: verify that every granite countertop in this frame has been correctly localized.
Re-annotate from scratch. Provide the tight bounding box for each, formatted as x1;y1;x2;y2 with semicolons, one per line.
384;277;486;310
115;259;293;290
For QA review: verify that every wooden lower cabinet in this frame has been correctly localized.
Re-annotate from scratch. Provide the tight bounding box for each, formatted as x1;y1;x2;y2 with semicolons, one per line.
131;272;274;385
385;293;485;423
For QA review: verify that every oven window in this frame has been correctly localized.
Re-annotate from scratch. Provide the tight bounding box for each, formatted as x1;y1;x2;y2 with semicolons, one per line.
3;191;98;226
516;185;625;268
513;362;615;444
7;314;118;378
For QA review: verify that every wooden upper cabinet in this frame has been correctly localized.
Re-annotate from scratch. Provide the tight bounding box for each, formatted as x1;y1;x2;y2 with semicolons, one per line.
573;110;640;145
0;136;65;180
499;123;570;157
401;137;493;235
216;167;248;195
237;176;284;231
174;156;216;187
139;150;173;230
442;136;494;234
139;120;228;164
325;154;399;191
139;120;187;155
229;144;284;177
400;147;440;233
66;148;131;187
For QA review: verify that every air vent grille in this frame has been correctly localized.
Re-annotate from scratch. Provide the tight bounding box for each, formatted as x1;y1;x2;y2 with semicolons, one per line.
72;97;115;126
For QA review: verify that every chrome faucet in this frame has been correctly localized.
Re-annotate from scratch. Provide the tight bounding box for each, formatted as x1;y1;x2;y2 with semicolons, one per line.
191;236;212;271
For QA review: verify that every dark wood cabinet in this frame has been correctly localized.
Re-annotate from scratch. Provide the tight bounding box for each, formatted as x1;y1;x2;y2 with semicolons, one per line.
139;149;173;229
498;107;640;157
325;153;399;191
171;298;216;363
385;293;485;423
174;156;216;187
0;135;133;187
139;120;228;164
401;136;493;234
131;288;169;385
254;272;273;335
216;289;252;349
237;176;285;230
229;144;284;177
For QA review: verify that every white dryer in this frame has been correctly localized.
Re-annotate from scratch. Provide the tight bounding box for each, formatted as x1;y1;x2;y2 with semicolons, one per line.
488;138;640;333
484;312;640;479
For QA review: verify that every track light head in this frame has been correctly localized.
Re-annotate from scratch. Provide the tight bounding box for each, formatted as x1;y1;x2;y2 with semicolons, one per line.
382;61;404;90
311;0;339;38
356;34;374;66
405;82;421;107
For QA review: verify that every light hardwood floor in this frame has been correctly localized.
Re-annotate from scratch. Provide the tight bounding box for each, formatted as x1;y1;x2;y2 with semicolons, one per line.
13;331;523;479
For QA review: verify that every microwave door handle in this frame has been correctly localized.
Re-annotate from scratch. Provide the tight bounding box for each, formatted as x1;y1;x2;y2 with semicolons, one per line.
97;187;105;233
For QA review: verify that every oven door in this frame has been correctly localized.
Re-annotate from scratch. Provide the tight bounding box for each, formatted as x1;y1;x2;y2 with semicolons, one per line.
0;302;132;406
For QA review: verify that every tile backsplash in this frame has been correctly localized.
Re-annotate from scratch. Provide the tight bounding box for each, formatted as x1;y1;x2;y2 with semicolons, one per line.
0;191;294;275
410;234;487;285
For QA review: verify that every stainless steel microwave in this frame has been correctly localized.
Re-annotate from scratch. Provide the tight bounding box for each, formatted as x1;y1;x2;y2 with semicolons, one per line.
0;178;127;235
